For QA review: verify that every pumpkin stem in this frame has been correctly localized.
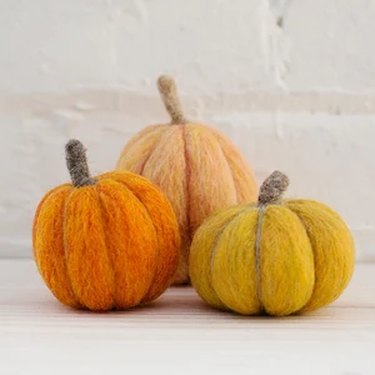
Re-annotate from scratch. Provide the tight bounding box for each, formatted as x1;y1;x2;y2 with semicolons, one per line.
258;170;289;206
157;75;187;124
65;139;96;187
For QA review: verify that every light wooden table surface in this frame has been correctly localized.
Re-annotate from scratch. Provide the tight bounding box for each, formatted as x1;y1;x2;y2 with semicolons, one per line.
0;259;374;375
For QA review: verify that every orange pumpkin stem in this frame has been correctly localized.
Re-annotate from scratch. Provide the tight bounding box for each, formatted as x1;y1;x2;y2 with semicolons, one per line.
258;171;289;206
157;75;187;124
65;139;96;187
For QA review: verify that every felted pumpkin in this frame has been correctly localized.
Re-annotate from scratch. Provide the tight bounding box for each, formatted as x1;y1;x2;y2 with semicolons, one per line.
33;139;180;311
189;171;355;316
116;75;257;284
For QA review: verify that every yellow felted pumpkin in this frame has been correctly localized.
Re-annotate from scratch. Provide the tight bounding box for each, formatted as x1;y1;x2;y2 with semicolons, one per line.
33;139;180;311
116;75;257;284
189;171;355;316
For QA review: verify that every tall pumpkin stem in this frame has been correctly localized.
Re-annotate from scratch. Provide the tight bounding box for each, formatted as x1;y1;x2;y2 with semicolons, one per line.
157;75;187;124
258;171;289;206
65;139;96;187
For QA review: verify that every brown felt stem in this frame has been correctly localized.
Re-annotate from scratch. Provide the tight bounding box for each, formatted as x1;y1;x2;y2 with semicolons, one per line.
65;139;96;187
157;75;187;124
258;170;289;206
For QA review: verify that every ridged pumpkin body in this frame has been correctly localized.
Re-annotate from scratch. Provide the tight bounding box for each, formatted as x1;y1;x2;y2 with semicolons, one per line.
117;123;257;284
189;198;355;316
33;171;180;311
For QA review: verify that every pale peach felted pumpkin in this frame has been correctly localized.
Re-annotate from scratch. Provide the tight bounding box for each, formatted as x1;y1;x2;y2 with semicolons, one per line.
116;76;257;284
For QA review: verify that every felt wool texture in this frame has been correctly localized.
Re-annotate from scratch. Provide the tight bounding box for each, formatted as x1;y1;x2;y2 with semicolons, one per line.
32;139;180;311
189;171;355;316
116;75;257;284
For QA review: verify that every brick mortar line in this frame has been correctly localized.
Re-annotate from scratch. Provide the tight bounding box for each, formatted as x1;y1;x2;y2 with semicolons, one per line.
1;91;375;114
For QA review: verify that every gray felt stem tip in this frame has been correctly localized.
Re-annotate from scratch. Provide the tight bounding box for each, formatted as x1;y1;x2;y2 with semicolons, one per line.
258;170;289;206
65;139;96;187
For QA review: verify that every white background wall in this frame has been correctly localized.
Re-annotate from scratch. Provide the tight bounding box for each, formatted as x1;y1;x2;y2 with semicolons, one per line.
0;0;374;261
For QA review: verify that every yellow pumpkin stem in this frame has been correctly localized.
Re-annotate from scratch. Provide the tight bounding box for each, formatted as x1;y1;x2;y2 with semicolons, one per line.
258;171;289;206
65;139;96;187
157;75;187;124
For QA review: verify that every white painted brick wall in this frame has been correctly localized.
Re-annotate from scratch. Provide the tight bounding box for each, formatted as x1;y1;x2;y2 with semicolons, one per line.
0;0;374;261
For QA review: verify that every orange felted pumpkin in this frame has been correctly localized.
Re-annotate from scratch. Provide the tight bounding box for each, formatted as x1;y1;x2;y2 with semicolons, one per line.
116;76;258;284
33;139;180;311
